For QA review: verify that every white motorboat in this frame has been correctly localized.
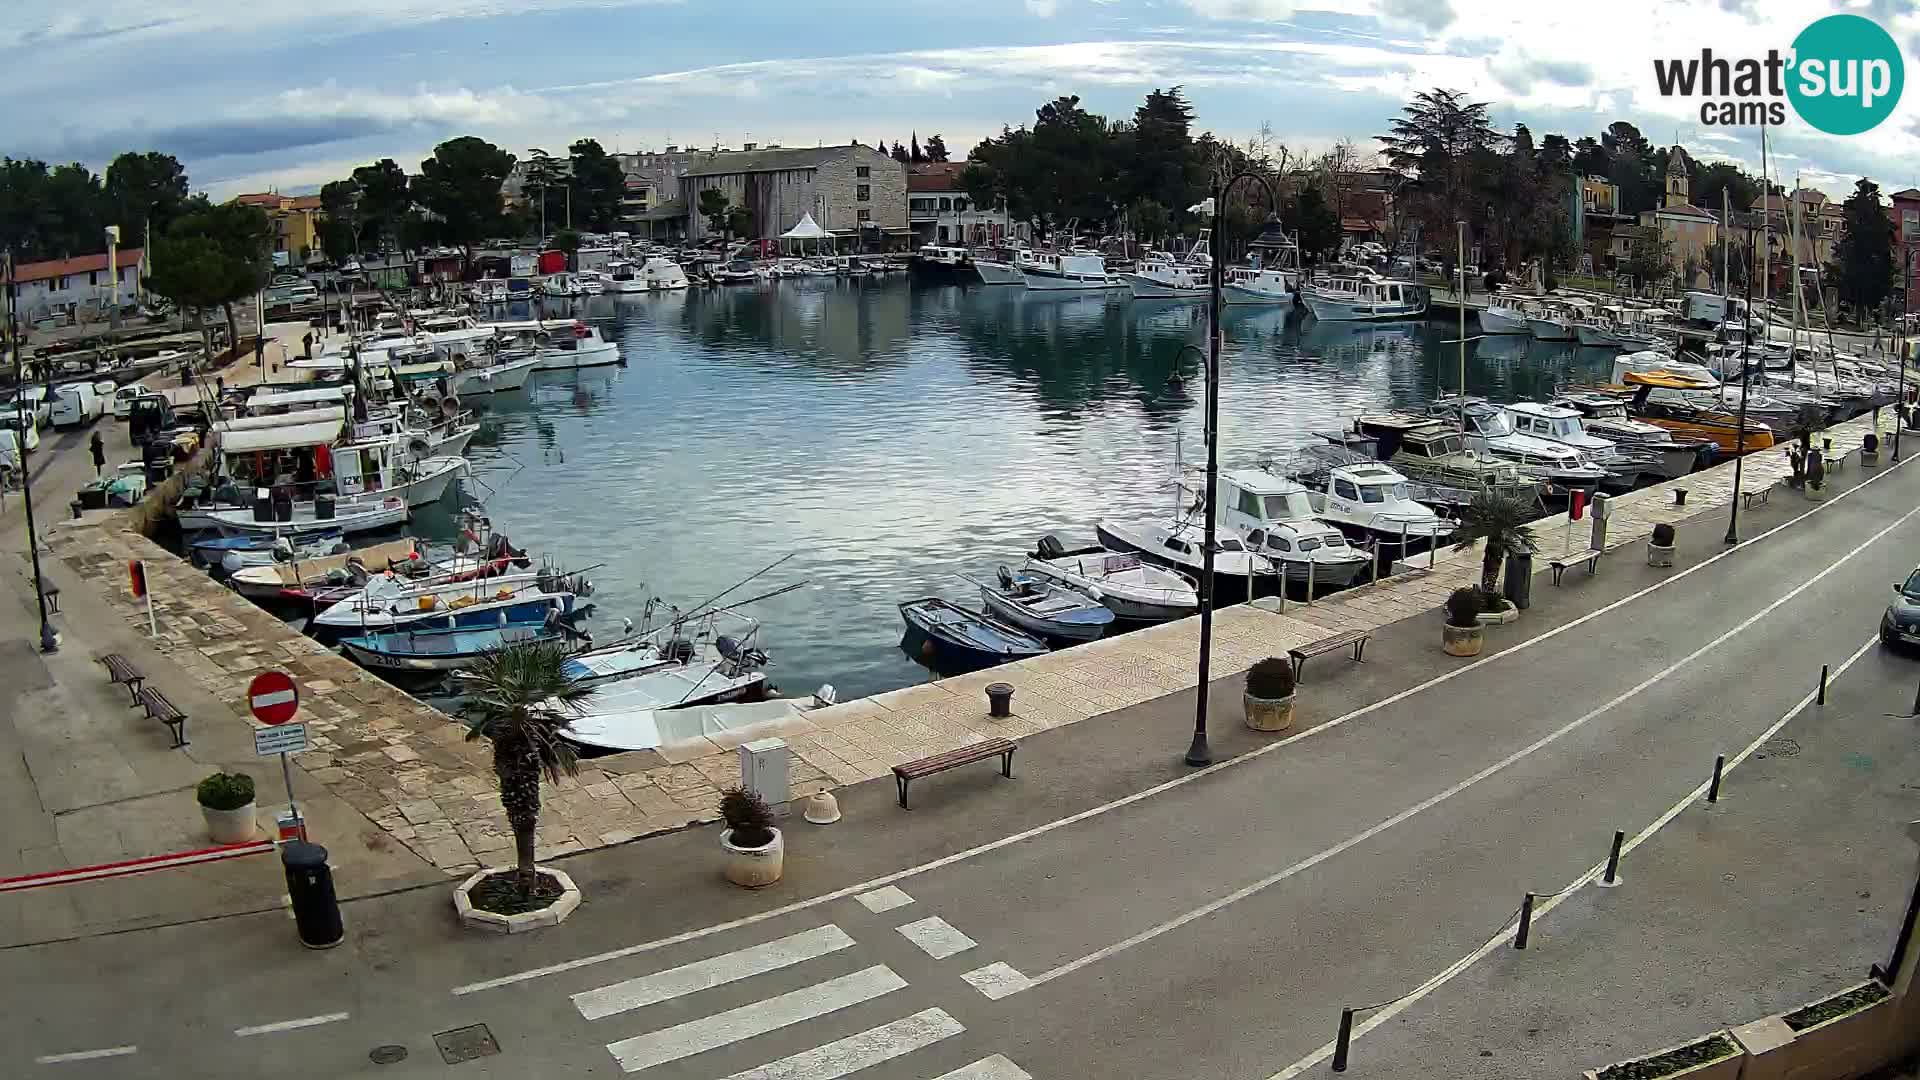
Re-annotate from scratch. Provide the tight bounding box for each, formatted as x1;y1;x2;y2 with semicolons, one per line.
639;256;689;291
181;411;465;530
1503;401;1662;489
1021;251;1122;291
540;272;588;298
554;635;768;726
1210;470;1370;588
1283;460;1453;551
205;495;410;539
1527;298;1591;341
1123;253;1209;301
603;260;646;293
490;319;622;370
1301;275;1427;321
471;278;510;304
1427;397;1609;493
1478;292;1535;335
577;270;606;295
448;352;541;395
225;537;423;601
219;533;351;575
1025;536;1199;622
1221;267;1297;306
1550;391;1713;479
1093;517;1278;603
310;569;579;639
972;247;1030;286
565;697;823;754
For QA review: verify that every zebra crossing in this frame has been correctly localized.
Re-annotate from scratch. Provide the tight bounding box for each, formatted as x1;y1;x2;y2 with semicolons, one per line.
568;887;1033;1079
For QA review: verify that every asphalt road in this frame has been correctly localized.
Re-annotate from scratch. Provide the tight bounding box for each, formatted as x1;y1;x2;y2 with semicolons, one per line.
6;455;1920;1079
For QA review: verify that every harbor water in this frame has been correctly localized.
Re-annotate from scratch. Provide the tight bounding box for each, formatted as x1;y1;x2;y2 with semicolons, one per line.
447;279;1618;701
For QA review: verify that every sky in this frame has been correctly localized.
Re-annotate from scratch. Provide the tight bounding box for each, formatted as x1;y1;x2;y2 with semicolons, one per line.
4;0;1920;203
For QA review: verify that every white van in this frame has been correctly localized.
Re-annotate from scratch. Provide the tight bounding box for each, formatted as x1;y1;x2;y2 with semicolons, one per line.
49;382;104;428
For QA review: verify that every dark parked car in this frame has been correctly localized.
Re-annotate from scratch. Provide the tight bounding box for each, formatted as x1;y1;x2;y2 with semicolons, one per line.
1879;569;1920;650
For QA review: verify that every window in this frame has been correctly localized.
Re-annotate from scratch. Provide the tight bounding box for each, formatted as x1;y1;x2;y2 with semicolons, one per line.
856;166;870;178
1237;489;1262;516
1296;537;1318;552
1267;536;1293;552
1358;485;1385;504
1218;538;1245;552
1334;479;1359;500
87;271;98;286
955;198;969;213
1163;537;1190;554
938;198;951;211
857;185;870;202
857;209;871;222
911;198;936;212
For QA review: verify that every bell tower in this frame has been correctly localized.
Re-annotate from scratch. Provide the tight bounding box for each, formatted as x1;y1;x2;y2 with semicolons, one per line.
1665;145;1690;206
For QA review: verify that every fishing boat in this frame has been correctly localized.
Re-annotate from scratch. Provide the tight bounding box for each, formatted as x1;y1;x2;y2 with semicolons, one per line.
1022;250;1123;291
1221;267;1296;306
448;351;541;395
1301;275;1427;321
564;696;831;754
1618;371;1777;453
974;567;1116;643
1526;298;1591;341
489;320;622;370
899;597;1048;672
1123;254;1210;301
308;566;588;641
971;245;1031;286
1343;414;1549;505
204;494;410;539
1209;470;1372;588
1024;537;1199;621
217;533;352;576
225;538;422;601
339;617;582;677
1478;292;1535;335
1426;396;1610;494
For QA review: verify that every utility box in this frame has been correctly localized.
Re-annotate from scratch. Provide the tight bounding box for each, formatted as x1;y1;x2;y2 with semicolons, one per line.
1590;492;1611;551
739;737;790;813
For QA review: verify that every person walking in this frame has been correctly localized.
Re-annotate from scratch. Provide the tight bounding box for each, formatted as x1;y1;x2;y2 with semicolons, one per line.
89;430;105;477
254;335;265;370
302;331;314;359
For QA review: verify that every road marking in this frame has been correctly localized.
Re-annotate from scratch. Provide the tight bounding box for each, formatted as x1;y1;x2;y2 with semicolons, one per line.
1265;630;1884;1079
233;1012;350;1037
34;1046;137;1064
605;965;907;1073
713;1007;962;1080
896;916;977;960
854;886;914;913
574;925;856;1021
934;1055;1036;1080
450;455;1911;997
960;962;1032;1000
1013;498;1920;995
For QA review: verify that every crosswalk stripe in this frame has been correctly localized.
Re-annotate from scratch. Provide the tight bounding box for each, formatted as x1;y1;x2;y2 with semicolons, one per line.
575;925;856;1021
714;1007;962;1080
854;886;914;913
932;1055;1034;1080
895;916;976;960
607;964;908;1073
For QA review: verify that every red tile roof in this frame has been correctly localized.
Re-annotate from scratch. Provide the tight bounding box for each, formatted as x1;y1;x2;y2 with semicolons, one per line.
907;162;967;193
1893;188;1920;200
4;249;144;285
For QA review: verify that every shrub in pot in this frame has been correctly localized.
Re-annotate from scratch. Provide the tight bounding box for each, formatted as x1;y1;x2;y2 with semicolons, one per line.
1442;587;1485;657
1242;656;1297;732
197;771;257;844
1647;522;1676;568
719;786;784;888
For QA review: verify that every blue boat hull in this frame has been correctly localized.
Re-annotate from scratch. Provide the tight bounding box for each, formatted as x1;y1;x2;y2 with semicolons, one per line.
899;598;1047;675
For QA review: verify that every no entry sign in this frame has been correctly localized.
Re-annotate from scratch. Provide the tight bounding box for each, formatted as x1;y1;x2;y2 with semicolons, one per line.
248;671;300;725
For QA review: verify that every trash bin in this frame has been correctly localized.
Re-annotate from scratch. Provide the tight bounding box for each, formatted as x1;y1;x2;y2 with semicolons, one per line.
251;487;273;522
1503;550;1533;610
282;841;344;949
315;494;336;521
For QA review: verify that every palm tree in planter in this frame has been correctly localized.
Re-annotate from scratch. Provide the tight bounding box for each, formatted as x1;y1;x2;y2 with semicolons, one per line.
458;641;597;902
1449;488;1538;618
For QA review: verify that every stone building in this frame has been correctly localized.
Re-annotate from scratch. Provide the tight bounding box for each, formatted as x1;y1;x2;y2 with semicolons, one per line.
907;162;1016;247
677;142;907;247
1618;145;1720;287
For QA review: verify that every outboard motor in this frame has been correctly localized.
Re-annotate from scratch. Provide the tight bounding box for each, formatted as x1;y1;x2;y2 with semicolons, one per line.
271;536;295;563
1035;534;1066;560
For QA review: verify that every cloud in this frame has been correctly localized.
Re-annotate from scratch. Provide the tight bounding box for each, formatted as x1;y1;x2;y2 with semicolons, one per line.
1024;0;1060;14
1178;0;1298;19
1378;0;1454;32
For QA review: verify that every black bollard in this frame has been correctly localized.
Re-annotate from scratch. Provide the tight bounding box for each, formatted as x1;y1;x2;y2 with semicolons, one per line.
1707;754;1725;804
1331;1008;1355;1072
985;682;1014;719
1514;893;1535;950
1674;488;1688;507
1598;830;1625;887
1818;664;1829;705
282;841;344;949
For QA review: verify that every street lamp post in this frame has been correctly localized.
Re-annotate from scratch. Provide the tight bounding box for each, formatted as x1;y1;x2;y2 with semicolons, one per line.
1898;248;1913;464
1724;247;1756;545
6;253;58;652
1185;170;1280;768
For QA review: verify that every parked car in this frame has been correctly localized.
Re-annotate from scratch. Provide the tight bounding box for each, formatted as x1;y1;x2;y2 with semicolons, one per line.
112;381;154;419
49;382;106;428
5;386;51;429
1882;569;1920;650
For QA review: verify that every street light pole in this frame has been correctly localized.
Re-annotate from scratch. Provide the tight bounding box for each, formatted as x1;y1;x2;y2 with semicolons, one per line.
1898;248;1912;464
1187;170;1280;768
6;252;58;652
1724;246;1755;545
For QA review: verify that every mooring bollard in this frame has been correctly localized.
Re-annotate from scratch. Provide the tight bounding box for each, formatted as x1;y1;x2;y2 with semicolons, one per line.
1598;829;1625;887
1514;892;1535;950
1307;558;1316;605
1674;488;1688;507
1707;754;1725;804
985;682;1014;719
1818;663;1829;705
1331;1007;1356;1072
1910;672;1920;719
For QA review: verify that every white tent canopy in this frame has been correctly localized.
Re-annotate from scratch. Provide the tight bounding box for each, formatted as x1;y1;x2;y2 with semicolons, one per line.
780;213;829;240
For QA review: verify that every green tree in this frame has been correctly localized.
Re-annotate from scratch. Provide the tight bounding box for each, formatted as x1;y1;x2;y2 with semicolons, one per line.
1127;198;1171;247
412;137;515;268
698;188;731;236
1833;178;1895;316
567;138;625;233
521;148;568;236
910;132;924;163
1284;183;1341;263
1691;162;1762;217
1570;137;1608;178
318;179;362;261
923;134;950;163
103;152;188;247
726;205;755;241
1129;87;1202;228
890;141;910;163
551;227;581;267
142;234;234;360
1623;228;1673;287
169;200;271;354
457;642;596;896
1377;88;1498;237
1450;488;1538;602
350;159;410;251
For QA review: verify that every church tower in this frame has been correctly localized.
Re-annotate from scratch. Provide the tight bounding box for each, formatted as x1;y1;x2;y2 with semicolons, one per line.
1665;145;1690;206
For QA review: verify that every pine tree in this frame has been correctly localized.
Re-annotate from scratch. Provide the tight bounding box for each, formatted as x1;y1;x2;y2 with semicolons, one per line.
911;133;924;163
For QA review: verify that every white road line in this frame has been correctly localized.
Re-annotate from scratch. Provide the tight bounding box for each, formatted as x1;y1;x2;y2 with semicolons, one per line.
934;1055;1036;1080
960;962;1032;1000
34;1046;137;1064
896;916;977;960
606;964;907;1073
233;1012;350;1037
1014;499;1920;995
714;1007;963;1080
854;886;915;913
574;925;855;1021
1265;630;1884;1079
450;456;1911;997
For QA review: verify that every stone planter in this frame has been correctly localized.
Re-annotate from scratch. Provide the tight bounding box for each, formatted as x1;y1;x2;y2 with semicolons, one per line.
722;827;785;888
1735;980;1893;1080
1647;542;1675;568
1442;622;1483;657
1582;1031;1743;1080
453;867;582;933
202;801;257;844
1243;691;1295;732
1476;600;1519;625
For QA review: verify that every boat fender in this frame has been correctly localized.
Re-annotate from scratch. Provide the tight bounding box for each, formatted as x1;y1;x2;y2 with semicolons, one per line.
1086;586;1103;601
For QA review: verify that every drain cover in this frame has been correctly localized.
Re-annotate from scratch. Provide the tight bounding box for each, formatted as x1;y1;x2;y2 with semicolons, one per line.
1755;738;1801;759
434;1025;499;1065
369;1045;408;1065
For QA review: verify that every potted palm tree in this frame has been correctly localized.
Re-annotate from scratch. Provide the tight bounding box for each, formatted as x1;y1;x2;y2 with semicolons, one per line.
1647;522;1677;567
1449;488;1537;622
1243;657;1296;732
720;786;784;887
1443;587;1485;656
197;771;257;843
452;641;596;930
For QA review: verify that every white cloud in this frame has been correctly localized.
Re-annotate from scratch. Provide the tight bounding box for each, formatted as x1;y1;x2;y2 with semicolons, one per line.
1025;0;1060;14
1178;0;1298;19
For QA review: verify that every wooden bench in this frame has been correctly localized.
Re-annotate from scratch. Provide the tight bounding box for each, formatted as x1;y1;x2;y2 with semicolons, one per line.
135;686;189;748
1740;486;1772;511
1548;549;1603;585
1288;629;1372;681
100;653;145;703
893;737;1015;809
